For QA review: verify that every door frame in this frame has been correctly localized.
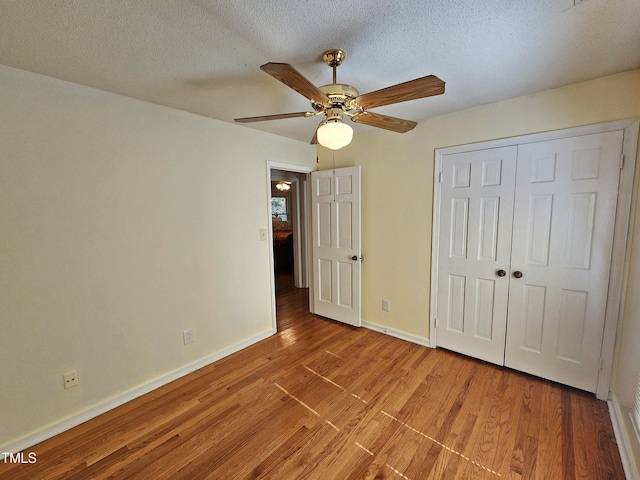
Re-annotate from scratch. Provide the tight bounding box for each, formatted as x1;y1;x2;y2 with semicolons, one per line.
266;161;314;333
430;119;639;400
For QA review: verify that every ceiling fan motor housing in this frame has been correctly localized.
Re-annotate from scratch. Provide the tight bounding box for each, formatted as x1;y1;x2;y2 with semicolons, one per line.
316;84;360;114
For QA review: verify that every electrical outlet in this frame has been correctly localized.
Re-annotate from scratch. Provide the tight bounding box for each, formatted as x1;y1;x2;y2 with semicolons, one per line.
63;371;78;389
382;299;391;312
183;329;194;345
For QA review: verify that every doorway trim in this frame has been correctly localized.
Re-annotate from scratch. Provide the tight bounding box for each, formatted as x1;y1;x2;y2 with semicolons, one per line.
430;119;639;399
266;161;314;333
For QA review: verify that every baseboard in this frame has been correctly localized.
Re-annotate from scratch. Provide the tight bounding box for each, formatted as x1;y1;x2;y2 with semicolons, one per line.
361;319;432;348
1;329;274;454
608;392;640;480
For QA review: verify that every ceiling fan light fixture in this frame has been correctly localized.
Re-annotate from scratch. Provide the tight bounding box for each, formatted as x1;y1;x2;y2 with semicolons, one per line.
317;119;353;150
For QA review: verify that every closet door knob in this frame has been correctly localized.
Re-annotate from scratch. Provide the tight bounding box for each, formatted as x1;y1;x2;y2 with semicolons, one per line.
496;269;506;277
513;271;523;279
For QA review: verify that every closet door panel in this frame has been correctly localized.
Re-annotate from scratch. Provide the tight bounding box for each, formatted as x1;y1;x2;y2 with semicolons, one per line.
504;131;623;392
435;147;517;365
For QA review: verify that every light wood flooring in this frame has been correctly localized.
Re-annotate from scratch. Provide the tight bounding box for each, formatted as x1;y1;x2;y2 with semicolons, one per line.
0;273;625;479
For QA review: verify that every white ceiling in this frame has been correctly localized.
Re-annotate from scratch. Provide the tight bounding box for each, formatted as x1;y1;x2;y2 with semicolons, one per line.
2;0;639;144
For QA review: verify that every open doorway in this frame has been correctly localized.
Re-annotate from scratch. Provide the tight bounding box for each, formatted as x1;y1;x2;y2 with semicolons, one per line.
267;163;313;332
270;169;308;288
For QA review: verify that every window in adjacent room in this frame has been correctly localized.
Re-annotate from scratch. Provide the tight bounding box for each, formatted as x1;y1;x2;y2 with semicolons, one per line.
271;197;287;221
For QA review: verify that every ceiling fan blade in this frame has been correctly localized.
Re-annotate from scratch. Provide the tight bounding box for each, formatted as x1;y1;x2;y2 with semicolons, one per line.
310;129;318;145
355;75;445;110
234;111;317;123
351;111;418;133
261;62;330;104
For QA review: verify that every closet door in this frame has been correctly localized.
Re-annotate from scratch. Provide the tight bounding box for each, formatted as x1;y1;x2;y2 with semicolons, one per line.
435;147;517;365
504;131;623;392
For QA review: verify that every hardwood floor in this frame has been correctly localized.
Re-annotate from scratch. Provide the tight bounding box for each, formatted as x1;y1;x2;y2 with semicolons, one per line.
0;276;625;479
275;272;313;331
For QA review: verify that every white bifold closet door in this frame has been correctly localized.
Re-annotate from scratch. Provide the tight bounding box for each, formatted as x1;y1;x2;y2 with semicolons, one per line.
436;130;623;393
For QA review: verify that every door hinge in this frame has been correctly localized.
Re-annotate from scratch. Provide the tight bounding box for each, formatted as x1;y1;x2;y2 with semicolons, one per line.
620;154;625;169
434;318;438;328
599;358;604;371
438;172;443;183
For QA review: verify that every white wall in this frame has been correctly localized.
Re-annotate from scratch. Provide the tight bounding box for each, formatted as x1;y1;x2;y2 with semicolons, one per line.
0;65;316;449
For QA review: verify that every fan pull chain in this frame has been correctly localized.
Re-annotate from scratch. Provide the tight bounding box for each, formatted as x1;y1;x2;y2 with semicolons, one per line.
332;151;336;202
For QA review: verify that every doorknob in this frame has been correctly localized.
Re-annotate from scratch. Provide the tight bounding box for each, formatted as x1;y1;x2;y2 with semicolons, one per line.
513;271;523;278
351;255;364;262
496;269;506;277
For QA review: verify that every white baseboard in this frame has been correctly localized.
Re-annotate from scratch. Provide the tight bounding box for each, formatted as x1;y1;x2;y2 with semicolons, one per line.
361;319;432;348
608;392;640;480
1;329;274;454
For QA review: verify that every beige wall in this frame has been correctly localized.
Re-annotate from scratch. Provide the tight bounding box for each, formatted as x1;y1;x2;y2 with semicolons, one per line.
320;69;640;409
0;65;316;448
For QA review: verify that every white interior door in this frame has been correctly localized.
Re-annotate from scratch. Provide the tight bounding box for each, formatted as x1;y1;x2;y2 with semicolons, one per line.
435;147;517;365
504;131;623;392
310;166;362;327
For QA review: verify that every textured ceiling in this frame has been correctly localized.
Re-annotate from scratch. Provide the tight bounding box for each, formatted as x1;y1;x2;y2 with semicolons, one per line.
1;0;639;143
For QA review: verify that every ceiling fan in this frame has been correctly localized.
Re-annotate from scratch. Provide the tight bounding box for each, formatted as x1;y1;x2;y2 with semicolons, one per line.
235;49;445;150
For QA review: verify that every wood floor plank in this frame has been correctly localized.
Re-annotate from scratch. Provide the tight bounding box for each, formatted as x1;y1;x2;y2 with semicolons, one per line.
534;383;564;480
508;378;542;478
0;274;625;479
